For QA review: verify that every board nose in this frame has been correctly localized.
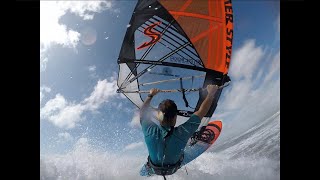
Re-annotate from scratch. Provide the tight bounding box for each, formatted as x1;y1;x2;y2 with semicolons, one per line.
213;120;222;129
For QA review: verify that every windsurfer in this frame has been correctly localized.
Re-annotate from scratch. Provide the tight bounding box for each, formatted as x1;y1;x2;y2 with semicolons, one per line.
139;84;219;178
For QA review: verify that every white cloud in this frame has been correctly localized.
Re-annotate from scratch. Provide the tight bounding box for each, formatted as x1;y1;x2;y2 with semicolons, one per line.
88;65;99;79
213;37;280;139
41;86;51;93
40;86;51;104
273;14;280;42
41;94;67;119
40;94;85;129
41;79;121;129
88;65;96;72
263;51;280;83
222;79;252;110
229;39;265;80
40;49;49;72
59;1;112;20
219;39;270;111
83;79;118;111
49;104;85;129
112;8;121;14
40;1;112;72
124;142;144;151
40;93;44;104
40;1;80;49
58;132;73;142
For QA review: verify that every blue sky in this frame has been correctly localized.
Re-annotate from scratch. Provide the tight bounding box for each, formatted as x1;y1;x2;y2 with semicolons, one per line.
40;0;280;158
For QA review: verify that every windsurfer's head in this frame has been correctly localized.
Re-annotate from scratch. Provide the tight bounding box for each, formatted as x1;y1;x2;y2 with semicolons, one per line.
158;99;178;126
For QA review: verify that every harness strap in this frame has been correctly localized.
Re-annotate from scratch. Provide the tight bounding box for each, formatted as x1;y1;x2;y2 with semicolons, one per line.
147;154;184;176
164;126;174;138
161;126;174;167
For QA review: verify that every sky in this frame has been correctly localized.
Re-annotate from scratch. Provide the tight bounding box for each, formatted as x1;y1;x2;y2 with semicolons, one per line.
40;0;279;179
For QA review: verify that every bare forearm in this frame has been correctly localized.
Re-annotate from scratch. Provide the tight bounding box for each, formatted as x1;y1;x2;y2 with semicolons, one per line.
140;96;153;115
194;93;215;119
141;96;152;109
200;94;214;113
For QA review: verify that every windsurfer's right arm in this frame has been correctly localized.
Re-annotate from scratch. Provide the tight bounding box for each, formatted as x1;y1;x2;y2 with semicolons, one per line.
193;85;219;120
175;85;219;141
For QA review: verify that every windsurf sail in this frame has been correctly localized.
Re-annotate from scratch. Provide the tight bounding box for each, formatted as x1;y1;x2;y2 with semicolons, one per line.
117;0;234;121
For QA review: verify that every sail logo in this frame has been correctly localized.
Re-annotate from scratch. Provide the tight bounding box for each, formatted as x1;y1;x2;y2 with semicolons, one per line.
137;21;162;50
225;0;234;71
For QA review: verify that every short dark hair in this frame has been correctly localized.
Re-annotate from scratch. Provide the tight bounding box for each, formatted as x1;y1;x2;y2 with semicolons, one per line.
158;99;178;124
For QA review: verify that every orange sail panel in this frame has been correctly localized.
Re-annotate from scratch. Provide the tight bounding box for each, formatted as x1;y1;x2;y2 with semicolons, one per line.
159;0;234;74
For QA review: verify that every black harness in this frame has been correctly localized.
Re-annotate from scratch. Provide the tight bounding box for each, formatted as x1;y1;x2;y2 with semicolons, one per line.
146;126;184;180
147;155;184;178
